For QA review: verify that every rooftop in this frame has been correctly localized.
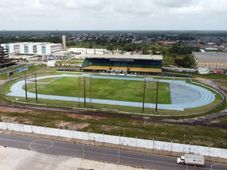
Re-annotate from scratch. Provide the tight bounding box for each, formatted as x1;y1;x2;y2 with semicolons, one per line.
193;52;227;63
1;42;62;45
81;54;163;60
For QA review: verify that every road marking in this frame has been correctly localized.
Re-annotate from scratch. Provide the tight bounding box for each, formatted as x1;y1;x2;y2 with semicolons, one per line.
29;139;54;151
1;137;176;167
210;163;221;170
0;136;226;170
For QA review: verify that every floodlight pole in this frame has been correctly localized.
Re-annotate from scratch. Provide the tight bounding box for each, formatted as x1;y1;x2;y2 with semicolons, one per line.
155;80;159;113
24;73;28;100
83;76;86;108
35;73;38;102
77;76;80;107
90;75;92;108
142;78;146;113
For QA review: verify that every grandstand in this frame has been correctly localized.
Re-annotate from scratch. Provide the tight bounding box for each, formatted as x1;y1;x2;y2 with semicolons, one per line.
82;54;163;74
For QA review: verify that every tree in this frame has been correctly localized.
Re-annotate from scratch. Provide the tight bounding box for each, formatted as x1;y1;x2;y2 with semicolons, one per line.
107;44;114;51
169;44;199;55
175;55;195;68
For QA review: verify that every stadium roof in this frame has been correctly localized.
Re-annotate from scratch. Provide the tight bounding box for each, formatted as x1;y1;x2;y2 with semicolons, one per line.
193;52;227;63
82;54;163;60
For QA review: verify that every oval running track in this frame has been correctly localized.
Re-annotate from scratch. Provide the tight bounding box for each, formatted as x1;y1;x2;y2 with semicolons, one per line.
7;74;216;111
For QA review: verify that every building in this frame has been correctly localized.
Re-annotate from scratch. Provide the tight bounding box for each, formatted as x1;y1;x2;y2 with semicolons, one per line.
198;68;210;75
1;42;63;56
42;51;73;61
68;48;110;55
0;45;15;68
81;54;163;74
193;52;227;71
47;60;56;67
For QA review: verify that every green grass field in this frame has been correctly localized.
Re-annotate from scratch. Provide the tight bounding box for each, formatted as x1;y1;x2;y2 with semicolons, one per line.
1;73;224;116
26;77;171;104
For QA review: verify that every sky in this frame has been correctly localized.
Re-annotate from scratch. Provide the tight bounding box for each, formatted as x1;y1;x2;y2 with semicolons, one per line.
0;0;227;30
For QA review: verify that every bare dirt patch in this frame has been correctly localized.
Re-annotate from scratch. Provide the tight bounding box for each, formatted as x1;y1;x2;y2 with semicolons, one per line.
0;116;17;123
0;106;32;114
66;113;106;121
0;80;7;85
217;81;227;92
57;121;90;130
100;124;118;131
0;115;34;125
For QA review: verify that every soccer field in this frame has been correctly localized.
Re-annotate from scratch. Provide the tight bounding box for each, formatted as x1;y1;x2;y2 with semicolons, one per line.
26;77;171;104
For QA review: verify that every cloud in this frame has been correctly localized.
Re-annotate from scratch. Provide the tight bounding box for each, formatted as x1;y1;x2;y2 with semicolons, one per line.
154;0;196;8
0;0;227;30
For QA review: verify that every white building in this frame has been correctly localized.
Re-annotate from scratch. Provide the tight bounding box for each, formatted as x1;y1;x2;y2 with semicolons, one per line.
1;42;63;56
198;68;210;75
68;48;110;55
193;52;227;70
46;60;56;67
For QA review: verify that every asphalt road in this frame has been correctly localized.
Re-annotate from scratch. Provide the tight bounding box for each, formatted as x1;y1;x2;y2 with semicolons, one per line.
0;133;227;170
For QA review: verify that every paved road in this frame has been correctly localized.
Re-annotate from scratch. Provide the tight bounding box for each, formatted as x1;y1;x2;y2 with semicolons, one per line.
0;133;227;170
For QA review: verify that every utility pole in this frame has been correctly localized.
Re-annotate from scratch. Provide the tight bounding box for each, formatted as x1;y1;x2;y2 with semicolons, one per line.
35;73;38;102
142;78;146;113
83;76;86;108
24;73;28;100
155;80;159;113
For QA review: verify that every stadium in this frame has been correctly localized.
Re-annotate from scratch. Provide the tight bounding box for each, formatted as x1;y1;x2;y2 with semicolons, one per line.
1;49;223;116
81;54;163;74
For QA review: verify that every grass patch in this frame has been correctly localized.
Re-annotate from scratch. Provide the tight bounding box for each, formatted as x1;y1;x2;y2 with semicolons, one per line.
3;94;224;117
1;109;227;148
217;80;227;92
193;73;227;80
26;77;171;104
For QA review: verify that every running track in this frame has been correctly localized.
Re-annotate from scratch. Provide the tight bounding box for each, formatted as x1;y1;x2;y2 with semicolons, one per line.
7;74;215;111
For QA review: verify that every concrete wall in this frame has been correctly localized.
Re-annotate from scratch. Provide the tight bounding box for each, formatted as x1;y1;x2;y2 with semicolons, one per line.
0;122;227;160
